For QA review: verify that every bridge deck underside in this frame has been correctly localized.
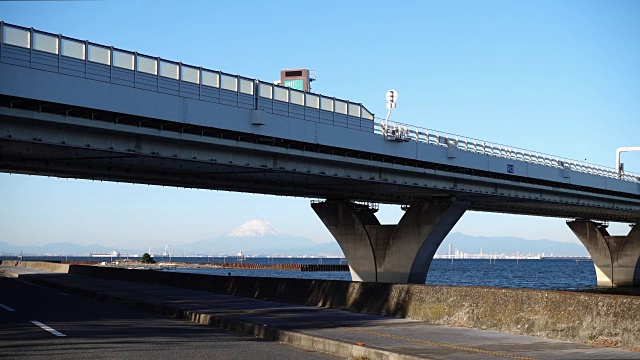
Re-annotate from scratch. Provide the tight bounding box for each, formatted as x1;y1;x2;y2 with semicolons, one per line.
0;100;639;223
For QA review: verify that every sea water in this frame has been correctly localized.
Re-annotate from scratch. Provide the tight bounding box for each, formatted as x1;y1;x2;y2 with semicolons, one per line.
3;256;597;291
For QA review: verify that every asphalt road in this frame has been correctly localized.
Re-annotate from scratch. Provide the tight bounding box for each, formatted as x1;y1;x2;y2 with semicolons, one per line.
0;275;340;359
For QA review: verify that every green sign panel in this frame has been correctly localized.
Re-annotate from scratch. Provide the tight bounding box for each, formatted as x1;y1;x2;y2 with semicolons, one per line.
283;79;304;91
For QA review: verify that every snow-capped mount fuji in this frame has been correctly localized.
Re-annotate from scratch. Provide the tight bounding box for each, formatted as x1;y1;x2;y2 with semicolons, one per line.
226;219;284;238
172;219;343;256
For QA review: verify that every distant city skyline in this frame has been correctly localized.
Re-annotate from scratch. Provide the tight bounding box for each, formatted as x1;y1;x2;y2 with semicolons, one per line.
1;1;639;249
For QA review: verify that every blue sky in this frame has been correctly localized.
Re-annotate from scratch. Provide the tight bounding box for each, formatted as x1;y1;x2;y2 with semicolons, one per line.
1;1;639;249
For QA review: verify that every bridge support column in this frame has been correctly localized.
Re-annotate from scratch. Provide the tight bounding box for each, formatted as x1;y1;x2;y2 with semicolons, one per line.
311;199;468;284
567;220;640;287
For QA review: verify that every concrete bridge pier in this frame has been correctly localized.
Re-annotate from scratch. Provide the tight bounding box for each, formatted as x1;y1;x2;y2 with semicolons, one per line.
567;220;640;287
311;199;468;284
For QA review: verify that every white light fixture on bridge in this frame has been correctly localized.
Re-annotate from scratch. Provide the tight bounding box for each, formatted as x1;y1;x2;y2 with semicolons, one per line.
383;89;409;142
384;89;398;131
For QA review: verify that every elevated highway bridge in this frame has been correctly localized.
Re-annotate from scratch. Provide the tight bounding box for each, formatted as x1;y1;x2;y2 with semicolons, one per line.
1;22;639;286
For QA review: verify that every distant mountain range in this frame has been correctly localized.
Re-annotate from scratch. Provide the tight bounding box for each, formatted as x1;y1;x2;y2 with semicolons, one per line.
0;219;588;257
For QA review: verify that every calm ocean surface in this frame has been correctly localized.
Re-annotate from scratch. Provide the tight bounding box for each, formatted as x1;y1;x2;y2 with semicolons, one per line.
5;256;597;291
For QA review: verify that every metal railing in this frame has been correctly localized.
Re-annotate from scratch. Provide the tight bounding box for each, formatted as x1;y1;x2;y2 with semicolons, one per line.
0;22;374;123
376;120;640;184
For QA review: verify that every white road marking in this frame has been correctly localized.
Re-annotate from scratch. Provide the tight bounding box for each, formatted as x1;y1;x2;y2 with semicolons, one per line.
30;321;66;337
60;293;69;296
0;303;15;312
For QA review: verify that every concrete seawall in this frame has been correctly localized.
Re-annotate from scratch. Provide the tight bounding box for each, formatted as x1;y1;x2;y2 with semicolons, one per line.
5;261;639;349
1;260;70;273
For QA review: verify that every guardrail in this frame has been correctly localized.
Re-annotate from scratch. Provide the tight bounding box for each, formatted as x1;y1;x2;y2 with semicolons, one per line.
0;22;374;127
375;120;640;184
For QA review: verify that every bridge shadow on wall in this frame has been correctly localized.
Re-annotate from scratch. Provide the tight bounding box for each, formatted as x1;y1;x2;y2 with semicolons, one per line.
62;265;440;331
303;281;414;321
225;276;416;329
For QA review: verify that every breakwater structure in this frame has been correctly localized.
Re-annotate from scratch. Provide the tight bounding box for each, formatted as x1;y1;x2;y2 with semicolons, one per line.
3;260;639;350
207;262;348;272
145;261;340;272
12;259;350;272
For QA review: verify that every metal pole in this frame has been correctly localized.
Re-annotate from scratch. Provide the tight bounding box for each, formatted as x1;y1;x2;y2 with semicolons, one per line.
384;106;391;135
616;146;640;178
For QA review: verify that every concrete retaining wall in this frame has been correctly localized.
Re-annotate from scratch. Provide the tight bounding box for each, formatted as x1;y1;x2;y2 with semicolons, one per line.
1;260;70;273
62;264;640;349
